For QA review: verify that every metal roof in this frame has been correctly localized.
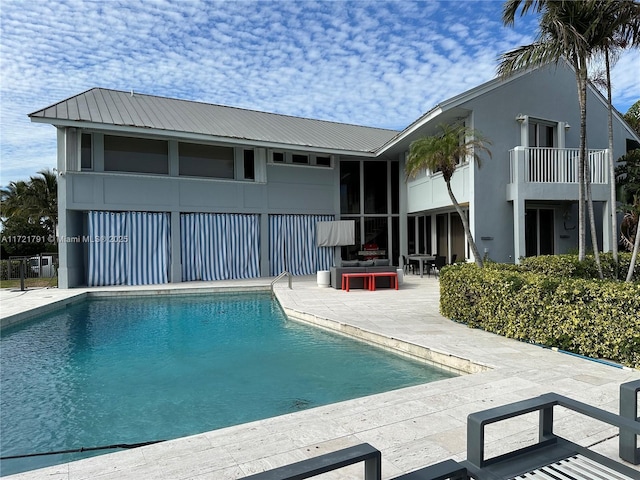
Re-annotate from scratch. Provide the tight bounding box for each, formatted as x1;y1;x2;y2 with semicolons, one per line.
29;88;399;154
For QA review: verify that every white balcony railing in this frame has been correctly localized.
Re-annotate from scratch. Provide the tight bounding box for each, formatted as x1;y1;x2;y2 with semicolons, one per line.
509;147;608;185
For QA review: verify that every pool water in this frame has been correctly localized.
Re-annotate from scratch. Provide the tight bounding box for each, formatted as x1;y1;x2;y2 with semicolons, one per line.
0;293;456;476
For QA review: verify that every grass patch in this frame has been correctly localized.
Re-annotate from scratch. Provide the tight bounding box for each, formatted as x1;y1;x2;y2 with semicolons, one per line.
0;277;58;289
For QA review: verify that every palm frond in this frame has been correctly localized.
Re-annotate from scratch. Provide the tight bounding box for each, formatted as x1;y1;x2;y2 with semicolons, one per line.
502;0;547;27
497;42;562;77
406;124;492;182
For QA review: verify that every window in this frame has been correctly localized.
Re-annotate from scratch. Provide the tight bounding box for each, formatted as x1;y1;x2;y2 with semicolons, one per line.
291;154;309;164
244;149;255;180
81;133;92;170
528;120;556;147
269;151;332;167
364;161;387;214
104;136;168;174
340;161;360;214
340;217;361;260
391;161;399;214
526;120;558;182
315;155;331;167
179;142;234;178
526;208;554;256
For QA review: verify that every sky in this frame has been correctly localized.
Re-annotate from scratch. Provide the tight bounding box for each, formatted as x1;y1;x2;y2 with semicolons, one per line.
1;0;639;185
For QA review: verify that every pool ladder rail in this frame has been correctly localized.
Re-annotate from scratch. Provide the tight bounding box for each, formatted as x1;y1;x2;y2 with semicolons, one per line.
270;271;292;296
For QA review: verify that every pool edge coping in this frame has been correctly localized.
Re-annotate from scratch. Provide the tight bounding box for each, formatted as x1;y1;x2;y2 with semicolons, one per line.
0;285;271;330
280;305;492;376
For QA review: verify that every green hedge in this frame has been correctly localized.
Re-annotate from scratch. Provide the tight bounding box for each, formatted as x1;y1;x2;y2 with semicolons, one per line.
519;252;639;281
440;259;640;369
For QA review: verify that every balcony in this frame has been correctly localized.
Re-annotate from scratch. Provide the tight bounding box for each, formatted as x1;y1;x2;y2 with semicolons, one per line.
507;147;609;202
509;147;608;184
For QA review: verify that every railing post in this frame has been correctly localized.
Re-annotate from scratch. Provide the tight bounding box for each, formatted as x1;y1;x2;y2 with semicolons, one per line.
620;380;640;464
540;405;554;442
364;451;382;480
19;258;25;291
511;147;526;185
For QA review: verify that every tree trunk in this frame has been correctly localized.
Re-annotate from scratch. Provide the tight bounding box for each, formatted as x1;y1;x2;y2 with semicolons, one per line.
585;162;604;279
578;60;603;278
626;217;640;282
605;51;618;271
445;179;483;268
576;59;587;261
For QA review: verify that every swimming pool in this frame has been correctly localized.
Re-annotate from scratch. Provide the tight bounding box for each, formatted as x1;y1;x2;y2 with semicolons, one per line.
0;292;456;476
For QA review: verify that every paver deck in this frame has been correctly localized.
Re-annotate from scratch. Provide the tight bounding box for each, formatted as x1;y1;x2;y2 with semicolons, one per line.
1;274;638;479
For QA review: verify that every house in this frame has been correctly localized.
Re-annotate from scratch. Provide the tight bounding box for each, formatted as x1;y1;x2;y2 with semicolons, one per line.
29;62;640;288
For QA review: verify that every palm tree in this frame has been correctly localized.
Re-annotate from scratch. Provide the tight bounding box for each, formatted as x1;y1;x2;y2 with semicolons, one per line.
616;148;640;281
623;100;640;135
1;169;58;237
0;180;30;221
499;0;606;277
589;0;640;271
406;124;492;268
27;169;58;237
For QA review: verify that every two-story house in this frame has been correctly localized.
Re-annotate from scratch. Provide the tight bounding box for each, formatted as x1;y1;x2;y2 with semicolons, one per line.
29;62;639;288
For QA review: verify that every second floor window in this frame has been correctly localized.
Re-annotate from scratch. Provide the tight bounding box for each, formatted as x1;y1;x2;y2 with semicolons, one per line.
179;143;234;179
529;120;556;147
104;136;168;174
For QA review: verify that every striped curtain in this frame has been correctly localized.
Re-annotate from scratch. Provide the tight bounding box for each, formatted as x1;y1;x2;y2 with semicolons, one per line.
269;214;334;276
180;213;260;281
87;211;170;286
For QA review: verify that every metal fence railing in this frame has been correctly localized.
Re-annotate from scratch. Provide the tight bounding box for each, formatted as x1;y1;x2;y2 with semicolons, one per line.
2;253;59;282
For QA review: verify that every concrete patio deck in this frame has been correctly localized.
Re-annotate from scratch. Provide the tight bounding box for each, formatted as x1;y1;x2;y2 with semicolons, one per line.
1;273;638;479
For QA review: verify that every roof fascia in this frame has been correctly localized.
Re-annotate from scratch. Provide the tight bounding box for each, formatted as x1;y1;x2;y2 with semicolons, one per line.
27;87;98;117
29;117;378;157
586;79;640;142
374;67;541;156
556;58;640;142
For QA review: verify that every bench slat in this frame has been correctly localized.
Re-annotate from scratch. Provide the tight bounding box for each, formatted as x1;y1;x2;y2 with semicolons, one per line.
511;455;636;480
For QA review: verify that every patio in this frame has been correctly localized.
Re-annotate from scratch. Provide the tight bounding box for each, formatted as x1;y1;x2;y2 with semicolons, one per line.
1;274;638;479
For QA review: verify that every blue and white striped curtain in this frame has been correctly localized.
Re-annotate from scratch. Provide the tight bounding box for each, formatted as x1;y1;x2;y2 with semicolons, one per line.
180;213;260;281
87;211;170;286
269;214;334;276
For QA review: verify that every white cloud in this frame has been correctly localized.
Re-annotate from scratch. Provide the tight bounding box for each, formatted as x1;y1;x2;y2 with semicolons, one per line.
1;0;638;184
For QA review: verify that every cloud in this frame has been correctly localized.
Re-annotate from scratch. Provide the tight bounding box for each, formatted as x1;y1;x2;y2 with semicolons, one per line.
1;0;638;184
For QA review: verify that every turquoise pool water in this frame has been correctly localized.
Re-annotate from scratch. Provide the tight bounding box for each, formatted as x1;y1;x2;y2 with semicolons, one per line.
0;293;456;476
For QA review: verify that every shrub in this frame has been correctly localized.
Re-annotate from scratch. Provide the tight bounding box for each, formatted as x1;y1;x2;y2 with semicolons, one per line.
520;253;639;281
440;260;640;369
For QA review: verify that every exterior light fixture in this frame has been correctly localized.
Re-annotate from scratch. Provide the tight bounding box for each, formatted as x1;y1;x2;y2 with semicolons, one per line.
515;114;526;123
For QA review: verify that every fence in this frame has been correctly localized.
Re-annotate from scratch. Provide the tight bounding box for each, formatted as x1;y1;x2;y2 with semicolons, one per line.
2;254;59;281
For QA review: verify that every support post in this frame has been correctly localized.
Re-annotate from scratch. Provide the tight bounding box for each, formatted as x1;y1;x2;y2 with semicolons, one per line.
19;258;25;291
620;380;640;464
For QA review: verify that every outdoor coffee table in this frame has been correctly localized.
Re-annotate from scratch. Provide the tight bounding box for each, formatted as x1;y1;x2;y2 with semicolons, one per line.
341;273;371;292
368;272;398;291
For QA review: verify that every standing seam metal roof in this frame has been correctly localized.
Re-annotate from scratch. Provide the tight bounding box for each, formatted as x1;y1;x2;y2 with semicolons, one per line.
29;88;400;153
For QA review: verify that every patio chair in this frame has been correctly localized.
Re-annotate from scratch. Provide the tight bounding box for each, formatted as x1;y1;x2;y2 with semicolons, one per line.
431;256;446;278
240;380;640;480
403;255;417;275
394;380;640;479
241;442;382;479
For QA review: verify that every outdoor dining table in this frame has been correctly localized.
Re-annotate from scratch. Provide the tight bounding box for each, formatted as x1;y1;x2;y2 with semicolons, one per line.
408;254;435;278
